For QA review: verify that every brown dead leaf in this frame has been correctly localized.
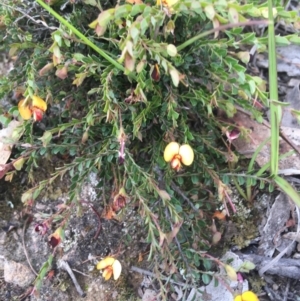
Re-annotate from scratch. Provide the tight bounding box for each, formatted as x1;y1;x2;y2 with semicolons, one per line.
156;189;171;201
218;108;300;171
165;221;183;245
0;163;14;180
159;230;167;247
39;63;54;76
55;65;68;79
158;221;183;247
212;210;226;220
125;52;135;72
95;24;107;36
0;120;22;165
4;171;14;182
212;231;222;245
102;205;116;220
210;218;217;233
138;252;143;262
160;259;177;274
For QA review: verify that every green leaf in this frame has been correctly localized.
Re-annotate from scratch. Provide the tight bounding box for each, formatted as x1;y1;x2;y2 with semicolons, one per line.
237;176;245;185
289;35;300;45
275;36;290;46
259;180;265;189
33;188;42;200
140;18;149;34
202;274;211;285
169;68;179;87
239;260;256;272
0;115;11;127
21;191;32;203
13;158;26;171
203;259;212;271
115;5;131;20
38;131;53;147
131;4;146;16
130;26;140;42
53;33;62;46
83;0;97;6
97;9;115;27
228;7;239;23
204;4;215;20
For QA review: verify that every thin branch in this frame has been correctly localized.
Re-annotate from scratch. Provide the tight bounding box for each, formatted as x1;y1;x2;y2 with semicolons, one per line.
80;200;102;240
130;266;198;289
22;216;38;276
73;268;93;278
58;260;86;298
177;20;269;51
2;3;58;30
283;278;290;301
164;208;191;274
259;205;300;276
171;181;199;213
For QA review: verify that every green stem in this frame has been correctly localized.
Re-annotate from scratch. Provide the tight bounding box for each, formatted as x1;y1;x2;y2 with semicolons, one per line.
232;176;248;201
35;0;125;73
177;20;268;52
246;137;270;200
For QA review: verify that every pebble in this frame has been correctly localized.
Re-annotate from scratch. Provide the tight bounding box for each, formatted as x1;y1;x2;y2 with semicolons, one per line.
4;260;35;287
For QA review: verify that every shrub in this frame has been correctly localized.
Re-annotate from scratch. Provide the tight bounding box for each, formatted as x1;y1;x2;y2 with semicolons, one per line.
1;0;299;297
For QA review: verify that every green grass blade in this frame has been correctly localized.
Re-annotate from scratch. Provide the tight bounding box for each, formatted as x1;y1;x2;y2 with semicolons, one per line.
268;0;280;176
256;150;295;177
274;176;300;207
246;137;270;200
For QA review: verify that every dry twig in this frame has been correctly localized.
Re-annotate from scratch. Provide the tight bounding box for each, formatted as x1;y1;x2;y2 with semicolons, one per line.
22;216;38;276
58;260;86;298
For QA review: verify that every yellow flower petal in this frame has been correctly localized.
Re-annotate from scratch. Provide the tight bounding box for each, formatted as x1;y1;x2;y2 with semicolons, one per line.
96;257;115;270
164;142;179;162
32;95;47;111
102;266;113;280
241;291;259;301
112;259;122;280
179;144;194;166
18;99;32;120
234;296;243;301
157;0;178;7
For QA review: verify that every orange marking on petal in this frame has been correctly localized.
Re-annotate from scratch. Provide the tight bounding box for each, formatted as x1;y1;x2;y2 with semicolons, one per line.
103;266;113;280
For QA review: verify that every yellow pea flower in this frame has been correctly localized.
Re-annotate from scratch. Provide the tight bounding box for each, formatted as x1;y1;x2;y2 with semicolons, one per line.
96;257;122;280
164;142;194;171
156;0;179;7
234;291;259;301
18;96;47;121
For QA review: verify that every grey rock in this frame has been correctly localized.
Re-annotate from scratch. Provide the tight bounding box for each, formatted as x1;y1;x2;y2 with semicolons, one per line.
257;45;300;77
4;260;35;287
0;230;26;263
